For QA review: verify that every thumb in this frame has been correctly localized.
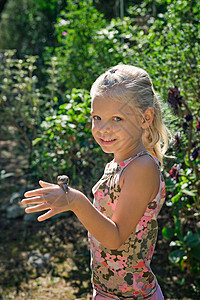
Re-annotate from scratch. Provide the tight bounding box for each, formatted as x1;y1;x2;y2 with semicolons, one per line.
39;180;55;188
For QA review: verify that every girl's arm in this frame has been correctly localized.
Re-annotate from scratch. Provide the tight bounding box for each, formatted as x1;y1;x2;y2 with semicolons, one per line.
22;156;159;249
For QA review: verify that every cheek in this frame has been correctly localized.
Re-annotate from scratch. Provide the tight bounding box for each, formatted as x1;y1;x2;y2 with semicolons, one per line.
91;126;95;137
118;124;142;140
91;123;97;137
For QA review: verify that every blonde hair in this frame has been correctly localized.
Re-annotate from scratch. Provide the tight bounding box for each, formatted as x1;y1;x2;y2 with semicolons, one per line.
90;64;170;165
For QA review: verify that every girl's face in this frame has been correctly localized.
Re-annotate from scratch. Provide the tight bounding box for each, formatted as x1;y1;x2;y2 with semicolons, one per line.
91;96;146;163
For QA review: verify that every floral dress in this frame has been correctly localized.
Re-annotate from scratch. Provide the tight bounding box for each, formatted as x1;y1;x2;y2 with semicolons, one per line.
88;151;165;299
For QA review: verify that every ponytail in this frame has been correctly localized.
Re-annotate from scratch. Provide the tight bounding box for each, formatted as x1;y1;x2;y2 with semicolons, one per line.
142;93;170;165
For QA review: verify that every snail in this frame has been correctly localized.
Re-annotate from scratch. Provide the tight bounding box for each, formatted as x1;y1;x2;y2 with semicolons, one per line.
57;175;69;193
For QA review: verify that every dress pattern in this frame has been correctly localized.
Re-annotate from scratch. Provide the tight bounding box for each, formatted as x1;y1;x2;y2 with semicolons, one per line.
88;151;165;299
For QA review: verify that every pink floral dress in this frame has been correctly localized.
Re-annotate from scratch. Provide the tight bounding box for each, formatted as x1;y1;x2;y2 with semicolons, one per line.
88;151;165;299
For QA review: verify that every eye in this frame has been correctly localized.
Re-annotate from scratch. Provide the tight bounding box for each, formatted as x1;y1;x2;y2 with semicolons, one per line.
93;115;101;120
113;116;122;121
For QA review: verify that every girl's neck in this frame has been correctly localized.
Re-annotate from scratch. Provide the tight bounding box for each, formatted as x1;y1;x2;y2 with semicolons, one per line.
114;143;146;164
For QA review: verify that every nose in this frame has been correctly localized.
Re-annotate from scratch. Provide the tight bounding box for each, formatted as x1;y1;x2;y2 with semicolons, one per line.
98;121;111;134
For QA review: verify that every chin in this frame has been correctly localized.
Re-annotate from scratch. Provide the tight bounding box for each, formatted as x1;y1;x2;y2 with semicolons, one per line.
100;147;113;154
102;149;112;154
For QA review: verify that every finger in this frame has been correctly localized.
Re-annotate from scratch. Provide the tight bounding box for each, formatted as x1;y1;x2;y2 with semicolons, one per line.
37;209;57;222
39;180;56;188
24;187;54;197
21;195;46;205
25;202;50;214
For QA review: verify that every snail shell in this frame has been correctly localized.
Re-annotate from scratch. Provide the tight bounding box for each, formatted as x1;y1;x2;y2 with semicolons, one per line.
57;175;69;186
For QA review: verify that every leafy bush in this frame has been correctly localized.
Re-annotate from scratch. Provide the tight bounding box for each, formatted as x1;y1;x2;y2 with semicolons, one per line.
162;86;200;276
0;50;43;149
45;0;125;90
0;0;67;56
0;50;64;185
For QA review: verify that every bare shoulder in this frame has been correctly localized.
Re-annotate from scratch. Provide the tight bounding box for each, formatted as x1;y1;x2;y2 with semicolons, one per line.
121;154;159;177
119;154;160;200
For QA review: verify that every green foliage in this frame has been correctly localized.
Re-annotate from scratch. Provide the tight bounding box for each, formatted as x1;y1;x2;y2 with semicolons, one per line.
163;223;200;273
0;50;64;184
0;50;43;148
0;0;67;56
118;0;200;94
45;0;124;90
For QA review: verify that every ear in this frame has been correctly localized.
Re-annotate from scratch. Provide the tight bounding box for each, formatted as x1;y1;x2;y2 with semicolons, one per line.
141;107;154;129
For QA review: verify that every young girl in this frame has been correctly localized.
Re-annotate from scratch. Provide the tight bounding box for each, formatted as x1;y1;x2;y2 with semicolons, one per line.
22;64;169;299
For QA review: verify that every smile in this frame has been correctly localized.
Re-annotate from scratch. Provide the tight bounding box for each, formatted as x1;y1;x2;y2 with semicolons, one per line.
100;138;117;145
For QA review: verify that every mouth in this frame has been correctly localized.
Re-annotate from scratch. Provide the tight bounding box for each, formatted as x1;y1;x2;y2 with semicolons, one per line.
99;138;117;145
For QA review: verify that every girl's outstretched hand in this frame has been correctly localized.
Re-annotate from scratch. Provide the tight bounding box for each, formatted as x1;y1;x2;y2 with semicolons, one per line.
21;180;80;222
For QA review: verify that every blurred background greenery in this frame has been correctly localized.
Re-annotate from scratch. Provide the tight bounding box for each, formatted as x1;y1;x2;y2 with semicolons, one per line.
0;0;199;299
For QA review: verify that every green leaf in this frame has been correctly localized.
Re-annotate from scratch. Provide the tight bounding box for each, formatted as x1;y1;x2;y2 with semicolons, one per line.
169;241;182;247
68;123;76;129
171;192;182;203
184;231;200;247
184;154;190;167
174;219;183;241
169;249;186;264
182;189;197;197
33;137;42;146
162;227;175;240
189;244;200;260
